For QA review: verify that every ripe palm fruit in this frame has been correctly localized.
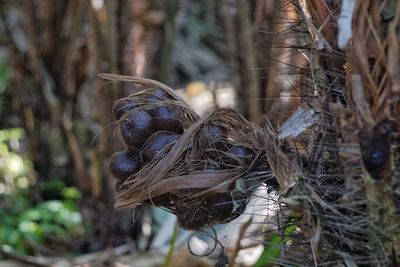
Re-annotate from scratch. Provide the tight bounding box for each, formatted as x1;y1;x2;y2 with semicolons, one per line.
119;110;155;151
175;205;209;230
150;106;184;134
224;145;255;166
109;151;142;182
204;191;247;224
140;131;180;163
175;190;248;230
146;88;170;102
202;124;227;141
112;98;139;120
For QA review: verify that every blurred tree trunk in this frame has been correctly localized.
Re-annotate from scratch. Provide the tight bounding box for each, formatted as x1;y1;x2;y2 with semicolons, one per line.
236;0;261;122
221;0;262;122
1;0;164;249
2;0;92;194
254;0;303;124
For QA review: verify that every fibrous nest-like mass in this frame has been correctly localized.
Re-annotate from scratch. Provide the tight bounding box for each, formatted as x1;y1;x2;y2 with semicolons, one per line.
107;76;278;230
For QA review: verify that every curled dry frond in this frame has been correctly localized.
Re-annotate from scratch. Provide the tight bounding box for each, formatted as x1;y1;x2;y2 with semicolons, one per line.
102;74;280;229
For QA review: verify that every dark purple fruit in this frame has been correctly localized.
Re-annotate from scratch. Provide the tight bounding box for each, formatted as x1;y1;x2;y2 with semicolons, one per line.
150;106;183;133
112;98;139;120
140;131;180;162
108;151;141;181
145;193;175;207
203;124;227;142
208;189;247;220
204;193;234;223
224;145;255;166
204;163;221;171
202;124;227;141
147;88;170;102
176;205;208;230
175;191;248;230
194;161;221;173
203;141;230;161
119;110;155;150
193;124;227;159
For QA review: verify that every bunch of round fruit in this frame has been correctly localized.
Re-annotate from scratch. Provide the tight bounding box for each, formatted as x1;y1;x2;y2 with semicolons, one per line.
109;88;193;188
108;82;268;230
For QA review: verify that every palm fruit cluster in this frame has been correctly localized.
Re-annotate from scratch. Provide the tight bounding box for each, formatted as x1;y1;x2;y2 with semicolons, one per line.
108;86;266;230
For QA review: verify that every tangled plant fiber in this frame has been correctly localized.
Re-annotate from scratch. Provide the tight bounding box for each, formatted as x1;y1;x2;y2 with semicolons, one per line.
103;74;279;230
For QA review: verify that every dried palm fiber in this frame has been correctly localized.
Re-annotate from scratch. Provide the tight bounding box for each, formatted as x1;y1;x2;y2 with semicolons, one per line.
346;0;400;264
101;74;279;230
265;0;399;266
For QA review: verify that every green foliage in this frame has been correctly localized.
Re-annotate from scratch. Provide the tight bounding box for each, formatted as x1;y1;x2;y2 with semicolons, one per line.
0;60;11;117
0;191;84;255
0;60;11;94
0;128;85;256
0;128;31;192
253;223;298;267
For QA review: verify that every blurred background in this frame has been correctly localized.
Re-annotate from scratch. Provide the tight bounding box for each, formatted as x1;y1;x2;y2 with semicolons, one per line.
0;0;303;266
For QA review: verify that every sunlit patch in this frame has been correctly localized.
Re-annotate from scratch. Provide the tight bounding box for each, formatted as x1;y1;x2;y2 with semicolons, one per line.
70;212;83;224
9;138;20;151
18;221;39;233
7;155;24;175
187;235;210;256
47;201;63;212
142;222;151;237
91;0;103;10
16;176;29;188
